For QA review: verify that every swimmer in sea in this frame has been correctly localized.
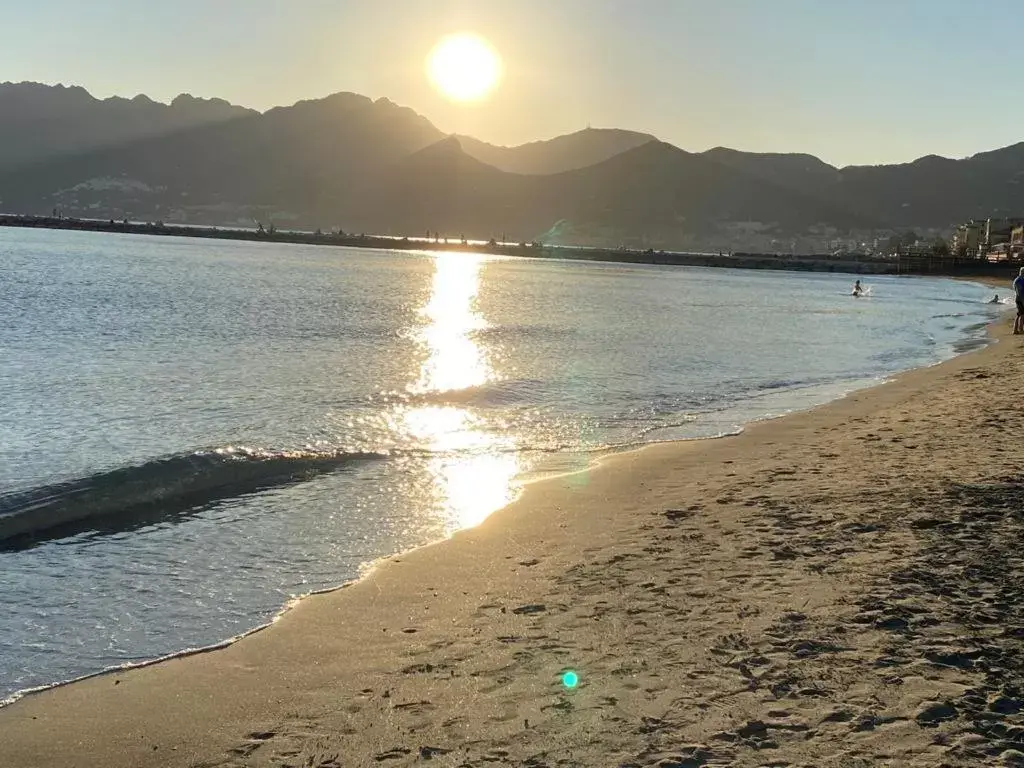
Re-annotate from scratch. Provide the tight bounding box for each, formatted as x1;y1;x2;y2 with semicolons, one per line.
852;280;863;296
989;294;1001;304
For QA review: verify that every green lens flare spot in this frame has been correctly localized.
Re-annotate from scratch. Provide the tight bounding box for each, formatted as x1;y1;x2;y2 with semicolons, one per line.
561;670;579;689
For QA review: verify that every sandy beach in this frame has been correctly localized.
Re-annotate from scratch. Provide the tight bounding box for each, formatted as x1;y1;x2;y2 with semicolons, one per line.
2;304;1023;767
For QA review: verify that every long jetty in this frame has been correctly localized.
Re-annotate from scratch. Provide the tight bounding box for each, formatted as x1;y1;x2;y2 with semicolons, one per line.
0;214;1011;276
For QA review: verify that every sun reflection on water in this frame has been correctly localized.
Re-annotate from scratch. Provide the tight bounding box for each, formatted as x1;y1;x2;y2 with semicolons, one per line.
402;254;520;532
411;253;490;395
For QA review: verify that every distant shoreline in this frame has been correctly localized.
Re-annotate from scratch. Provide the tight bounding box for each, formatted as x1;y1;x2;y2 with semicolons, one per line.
0;213;1009;277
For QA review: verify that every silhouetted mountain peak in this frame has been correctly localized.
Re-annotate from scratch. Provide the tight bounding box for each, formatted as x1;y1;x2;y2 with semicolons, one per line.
590;139;693;170
970;141;1024;166
428;135;463;152
1;80;75;92
273;91;372;117
910;154;954;167
0;81;255;171
457;126;655;174
270;91;436;128
403;136;498;173
0;81;94;107
171;93;236;109
704;146;837;171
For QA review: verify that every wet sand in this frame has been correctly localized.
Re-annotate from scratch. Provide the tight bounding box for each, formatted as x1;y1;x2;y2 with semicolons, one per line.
2;312;1024;767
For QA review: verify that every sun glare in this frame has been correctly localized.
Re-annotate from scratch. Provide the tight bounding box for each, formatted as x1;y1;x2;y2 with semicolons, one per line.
427;33;502;103
398;253;521;532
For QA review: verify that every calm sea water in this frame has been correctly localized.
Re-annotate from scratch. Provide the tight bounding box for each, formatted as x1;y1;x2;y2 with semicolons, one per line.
0;228;1002;702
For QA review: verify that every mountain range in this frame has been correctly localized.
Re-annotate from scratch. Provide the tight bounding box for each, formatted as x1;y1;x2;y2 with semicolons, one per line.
0;82;253;171
2;82;1023;251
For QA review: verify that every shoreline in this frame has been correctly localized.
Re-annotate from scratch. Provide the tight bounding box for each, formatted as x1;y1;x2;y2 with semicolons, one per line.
0;392;850;708
3;213;1017;276
0;298;1001;709
2;304;1022;765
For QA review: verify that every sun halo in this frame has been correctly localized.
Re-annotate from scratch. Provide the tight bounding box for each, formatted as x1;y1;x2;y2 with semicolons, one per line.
426;32;502;103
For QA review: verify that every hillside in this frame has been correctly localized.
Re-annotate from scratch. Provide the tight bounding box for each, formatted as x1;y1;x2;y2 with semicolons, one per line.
456;128;654;175
345;139;879;247
0;82;253;171
0;92;446;227
700;144;1024;230
6;85;1024;249
542;141;875;244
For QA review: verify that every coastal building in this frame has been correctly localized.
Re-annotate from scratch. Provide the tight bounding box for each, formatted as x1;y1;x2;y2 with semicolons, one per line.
1001;223;1024;261
947;217;1024;259
950;220;985;258
974;218;1024;260
984;217;1024;252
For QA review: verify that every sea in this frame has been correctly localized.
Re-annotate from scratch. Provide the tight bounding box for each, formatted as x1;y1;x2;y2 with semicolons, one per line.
0;227;1004;703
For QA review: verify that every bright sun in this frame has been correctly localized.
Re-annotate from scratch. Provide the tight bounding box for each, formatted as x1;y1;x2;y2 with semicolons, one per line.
427;33;502;103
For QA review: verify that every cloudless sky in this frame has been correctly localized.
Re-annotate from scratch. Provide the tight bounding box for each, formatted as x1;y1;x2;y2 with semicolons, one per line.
0;0;1017;166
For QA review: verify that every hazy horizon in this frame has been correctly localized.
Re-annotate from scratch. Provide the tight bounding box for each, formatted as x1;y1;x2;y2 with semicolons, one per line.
2;0;1021;166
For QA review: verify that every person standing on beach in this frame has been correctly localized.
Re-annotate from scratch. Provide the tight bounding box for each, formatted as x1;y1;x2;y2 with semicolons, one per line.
1014;268;1024;334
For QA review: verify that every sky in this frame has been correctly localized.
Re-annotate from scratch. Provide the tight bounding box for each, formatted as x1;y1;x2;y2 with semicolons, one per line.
1;0;1019;167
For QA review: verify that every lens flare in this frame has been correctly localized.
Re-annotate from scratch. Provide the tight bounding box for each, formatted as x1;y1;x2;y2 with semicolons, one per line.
561;670;579;689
